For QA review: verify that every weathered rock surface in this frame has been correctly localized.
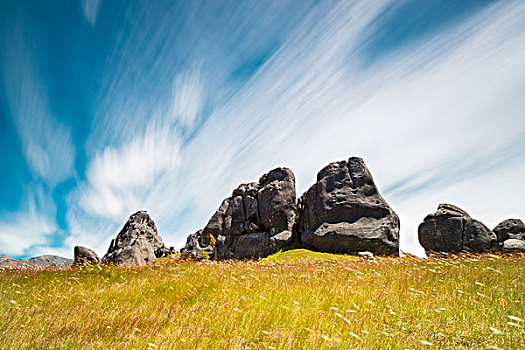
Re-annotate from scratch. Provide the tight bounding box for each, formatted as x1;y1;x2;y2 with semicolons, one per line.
102;210;170;266
180;230;214;259
298;157;399;255
502;239;525;251
418;204;497;252
493;219;525;251
493;219;525;243
73;246;99;266
182;167;296;259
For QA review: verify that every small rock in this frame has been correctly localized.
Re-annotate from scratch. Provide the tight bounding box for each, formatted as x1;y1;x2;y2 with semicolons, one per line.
358;251;374;259
502;239;525;251
73;246;99;266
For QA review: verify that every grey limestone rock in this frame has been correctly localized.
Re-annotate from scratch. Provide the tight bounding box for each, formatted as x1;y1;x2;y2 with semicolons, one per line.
102;210;169;266
298;157;399;255
182;167;297;259
73;246;99;266
493;219;525;243
180;230;214;259
418;204;497;253
502;239;525;251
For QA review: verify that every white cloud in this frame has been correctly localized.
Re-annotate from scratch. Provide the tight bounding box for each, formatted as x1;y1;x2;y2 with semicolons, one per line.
80;123;181;221
82;0;102;26
0;188;58;257
157;0;525;251
62;0;525;256
170;68;205;129
0;24;75;186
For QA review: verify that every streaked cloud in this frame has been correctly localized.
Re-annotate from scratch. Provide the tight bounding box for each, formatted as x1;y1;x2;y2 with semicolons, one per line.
0;26;76;186
1;0;524;259
81;0;102;26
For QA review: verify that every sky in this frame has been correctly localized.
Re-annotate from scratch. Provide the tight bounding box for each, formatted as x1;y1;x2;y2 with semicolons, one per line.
0;0;524;259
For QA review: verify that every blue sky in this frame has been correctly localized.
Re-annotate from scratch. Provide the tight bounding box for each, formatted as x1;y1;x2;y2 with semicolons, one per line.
1;0;524;259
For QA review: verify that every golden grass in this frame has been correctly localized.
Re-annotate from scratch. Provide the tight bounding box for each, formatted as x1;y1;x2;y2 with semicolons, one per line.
0;250;524;349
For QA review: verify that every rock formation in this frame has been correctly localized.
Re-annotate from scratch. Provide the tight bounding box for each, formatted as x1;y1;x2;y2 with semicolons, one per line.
72;246;99;266
493;219;525;251
182;167;296;259
102;210;173;266
298;157;399;255
418;204;497;252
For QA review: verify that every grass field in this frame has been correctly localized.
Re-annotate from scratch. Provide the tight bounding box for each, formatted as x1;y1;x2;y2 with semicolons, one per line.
1;249;524;349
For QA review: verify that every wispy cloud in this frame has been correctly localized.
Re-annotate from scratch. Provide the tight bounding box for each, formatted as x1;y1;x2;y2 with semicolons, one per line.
81;0;102;26
170;68;205;129
2;1;524;259
0;186;58;257
0;24;76;186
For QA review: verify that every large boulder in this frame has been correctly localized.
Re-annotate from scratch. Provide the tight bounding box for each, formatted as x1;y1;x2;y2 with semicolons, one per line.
182;167;296;259
418;204;497;253
72;246;99;266
298;157;399;255
102;210;169;266
493;219;525;251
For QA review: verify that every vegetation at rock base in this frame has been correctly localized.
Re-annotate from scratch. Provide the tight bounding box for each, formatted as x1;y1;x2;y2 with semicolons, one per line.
1;250;524;349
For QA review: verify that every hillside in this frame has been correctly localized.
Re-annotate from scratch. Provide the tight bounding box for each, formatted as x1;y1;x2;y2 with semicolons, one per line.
1;250;523;349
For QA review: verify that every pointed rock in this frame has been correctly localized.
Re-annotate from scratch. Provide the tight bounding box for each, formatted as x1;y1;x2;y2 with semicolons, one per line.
102;210;168;266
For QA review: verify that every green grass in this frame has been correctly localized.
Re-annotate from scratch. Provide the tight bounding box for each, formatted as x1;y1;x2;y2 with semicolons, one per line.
0;250;524;349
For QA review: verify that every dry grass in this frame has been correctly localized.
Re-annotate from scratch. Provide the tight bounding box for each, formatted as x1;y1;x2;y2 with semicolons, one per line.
0;249;524;349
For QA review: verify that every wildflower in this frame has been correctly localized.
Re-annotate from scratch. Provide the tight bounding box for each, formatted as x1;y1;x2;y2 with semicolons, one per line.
508;316;522;322
349;332;361;340
269;347;275;350
420;340;433;346
9;300;16;304
134;328;141;332
148;343;158;348
262;330;269;335
490;327;502;334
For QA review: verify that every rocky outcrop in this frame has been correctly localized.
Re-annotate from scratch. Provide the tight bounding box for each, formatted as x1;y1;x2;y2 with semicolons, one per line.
298;157;399;255
182;167;296;259
73;246;99;266
418;204;497;253
494;219;525;251
102;210;172;266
